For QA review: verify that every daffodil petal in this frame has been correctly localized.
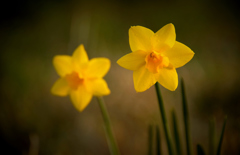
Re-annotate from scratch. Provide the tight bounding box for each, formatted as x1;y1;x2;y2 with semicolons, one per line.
53;55;73;77
152;23;176;52
51;78;70;96
85;58;110;78
133;66;157;92
156;68;178;91
129;26;154;52
117;50;148;71
164;41;194;68
70;85;92;112
72;44;89;67
85;79;110;96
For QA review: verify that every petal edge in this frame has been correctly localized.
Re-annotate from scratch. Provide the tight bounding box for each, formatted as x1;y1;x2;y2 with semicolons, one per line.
133;66;157;92
70;86;92;112
129;26;154;52
85;58;110;78
51;78;70;96
53;55;73;77
152;23;176;52
72;44;89;68
164;41;194;68
85;79;110;96
117;51;148;71
156;68;178;91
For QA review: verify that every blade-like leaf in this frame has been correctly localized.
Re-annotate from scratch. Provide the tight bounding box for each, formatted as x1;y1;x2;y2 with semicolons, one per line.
216;116;227;155
148;124;153;155
209;118;215;155
156;125;161;155
172;109;182;155
181;78;191;155
197;144;205;155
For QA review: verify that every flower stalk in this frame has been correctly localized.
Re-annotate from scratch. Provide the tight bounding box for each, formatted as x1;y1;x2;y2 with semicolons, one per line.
155;83;173;155
97;97;120;155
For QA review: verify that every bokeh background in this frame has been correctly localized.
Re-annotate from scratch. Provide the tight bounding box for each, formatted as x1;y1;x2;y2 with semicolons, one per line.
0;0;240;154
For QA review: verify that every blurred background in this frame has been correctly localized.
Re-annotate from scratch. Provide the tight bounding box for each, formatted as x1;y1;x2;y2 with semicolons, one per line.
0;0;240;154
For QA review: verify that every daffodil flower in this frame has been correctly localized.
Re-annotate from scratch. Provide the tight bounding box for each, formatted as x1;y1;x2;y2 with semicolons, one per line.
117;23;194;92
51;44;111;111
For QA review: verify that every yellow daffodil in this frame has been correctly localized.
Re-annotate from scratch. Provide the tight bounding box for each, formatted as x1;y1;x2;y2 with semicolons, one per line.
117;23;194;92
51;44;111;111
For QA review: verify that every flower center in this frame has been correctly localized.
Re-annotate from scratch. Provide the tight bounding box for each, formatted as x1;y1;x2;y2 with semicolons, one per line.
145;51;169;73
65;72;84;90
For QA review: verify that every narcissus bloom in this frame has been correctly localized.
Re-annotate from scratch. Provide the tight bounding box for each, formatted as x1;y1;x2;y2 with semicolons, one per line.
51;44;111;111
117;23;194;92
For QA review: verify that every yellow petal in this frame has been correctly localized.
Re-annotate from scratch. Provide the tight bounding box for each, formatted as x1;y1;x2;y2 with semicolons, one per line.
51;78;70;96
85;79;110;96
133;66;157;92
152;23;176;52
84;58;110;78
156;68;178;91
129;26;154;52
72;44;89;68
117;50;148;71
164;41;194;68
70;85;92;112
53;55;73;77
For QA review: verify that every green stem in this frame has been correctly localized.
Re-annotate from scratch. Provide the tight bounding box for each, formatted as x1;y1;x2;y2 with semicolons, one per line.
181;79;191;155
155;83;173;155
97;97;120;155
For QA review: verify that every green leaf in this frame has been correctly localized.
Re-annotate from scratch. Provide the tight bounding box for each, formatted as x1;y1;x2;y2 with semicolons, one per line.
216;116;227;155
197;144;205;155
148;124;153;155
172;109;182;155
156;125;161;155
209;118;215;155
181;78;191;155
